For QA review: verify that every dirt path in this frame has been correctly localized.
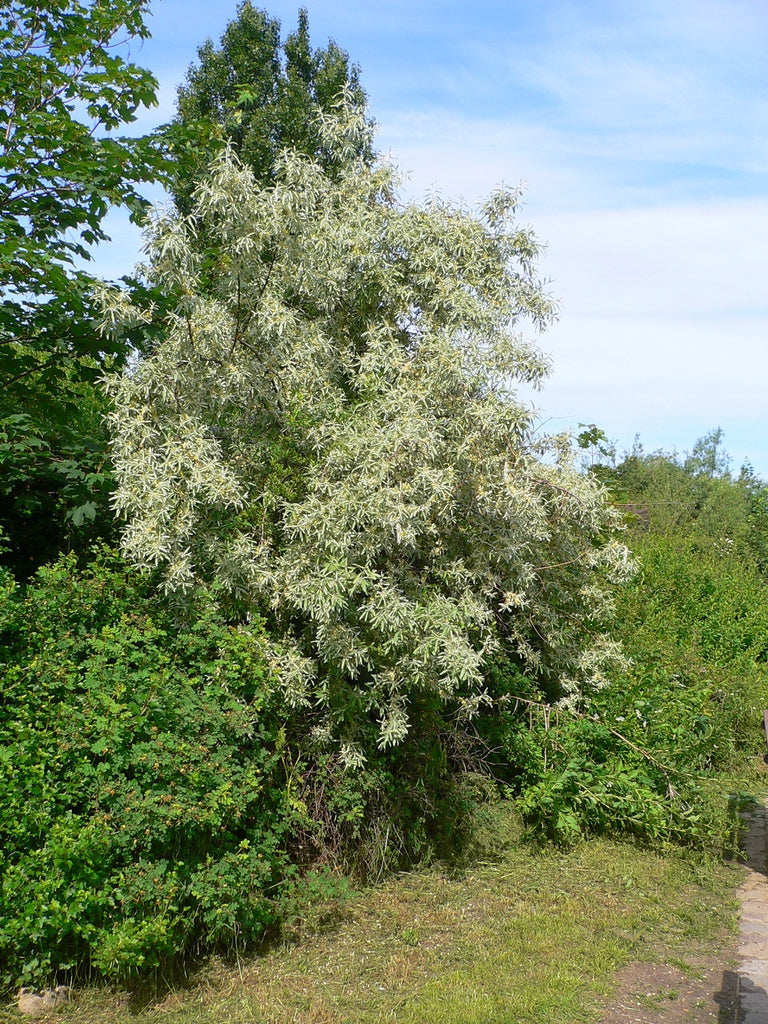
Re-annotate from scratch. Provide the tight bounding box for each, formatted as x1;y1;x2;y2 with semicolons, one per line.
596;953;739;1022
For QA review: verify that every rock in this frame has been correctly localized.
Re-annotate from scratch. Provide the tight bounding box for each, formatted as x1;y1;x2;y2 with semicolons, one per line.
42;987;69;1011
17;990;45;1018
17;986;70;1017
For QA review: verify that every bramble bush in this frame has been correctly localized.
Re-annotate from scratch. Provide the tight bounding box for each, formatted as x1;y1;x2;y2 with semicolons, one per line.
0;548;311;990
0;548;295;987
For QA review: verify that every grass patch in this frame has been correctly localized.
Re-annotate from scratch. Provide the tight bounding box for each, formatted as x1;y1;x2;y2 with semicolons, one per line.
1;803;744;1024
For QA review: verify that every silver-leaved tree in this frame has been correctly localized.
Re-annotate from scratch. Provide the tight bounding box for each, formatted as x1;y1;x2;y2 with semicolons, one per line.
101;103;633;750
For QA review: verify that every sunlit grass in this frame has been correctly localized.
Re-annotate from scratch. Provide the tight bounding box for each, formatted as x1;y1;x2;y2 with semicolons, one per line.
3;802;744;1024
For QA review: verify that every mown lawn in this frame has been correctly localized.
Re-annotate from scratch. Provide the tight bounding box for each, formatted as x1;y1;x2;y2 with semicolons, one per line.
1;802;747;1024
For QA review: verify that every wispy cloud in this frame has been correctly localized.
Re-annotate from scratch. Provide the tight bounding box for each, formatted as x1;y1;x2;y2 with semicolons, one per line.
376;1;768;200
91;0;768;473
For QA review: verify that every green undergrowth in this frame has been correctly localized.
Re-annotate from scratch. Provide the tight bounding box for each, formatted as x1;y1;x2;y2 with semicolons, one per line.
493;512;768;848
0;548;486;991
0;802;746;1024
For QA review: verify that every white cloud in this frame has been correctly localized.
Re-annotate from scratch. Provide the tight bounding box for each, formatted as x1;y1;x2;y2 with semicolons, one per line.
86;0;768;475
534;200;768;317
522;199;768;471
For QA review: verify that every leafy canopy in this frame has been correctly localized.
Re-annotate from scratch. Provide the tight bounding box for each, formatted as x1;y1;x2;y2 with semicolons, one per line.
0;0;164;321
0;0;168;573
102;106;633;748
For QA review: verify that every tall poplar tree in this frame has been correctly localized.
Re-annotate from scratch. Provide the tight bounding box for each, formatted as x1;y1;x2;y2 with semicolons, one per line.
170;2;370;214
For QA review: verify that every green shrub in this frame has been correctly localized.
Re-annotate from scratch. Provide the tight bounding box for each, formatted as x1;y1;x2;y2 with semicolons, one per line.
512;708;719;846
618;533;768;668
0;548;484;991
0;549;293;989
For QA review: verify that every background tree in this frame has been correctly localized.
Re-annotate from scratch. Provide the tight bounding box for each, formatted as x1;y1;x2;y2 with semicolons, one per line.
0;0;168;576
170;2;370;213
599;428;768;558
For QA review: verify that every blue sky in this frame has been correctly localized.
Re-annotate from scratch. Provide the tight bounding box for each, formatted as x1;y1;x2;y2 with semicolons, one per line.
101;0;768;475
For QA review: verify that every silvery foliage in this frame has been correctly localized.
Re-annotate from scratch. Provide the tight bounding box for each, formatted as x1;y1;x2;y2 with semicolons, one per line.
101;104;634;748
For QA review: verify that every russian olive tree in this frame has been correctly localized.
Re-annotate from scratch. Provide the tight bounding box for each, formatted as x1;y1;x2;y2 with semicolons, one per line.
102;107;632;751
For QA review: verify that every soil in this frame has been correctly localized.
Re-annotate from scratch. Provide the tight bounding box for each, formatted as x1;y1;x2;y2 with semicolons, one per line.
596;956;741;1023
